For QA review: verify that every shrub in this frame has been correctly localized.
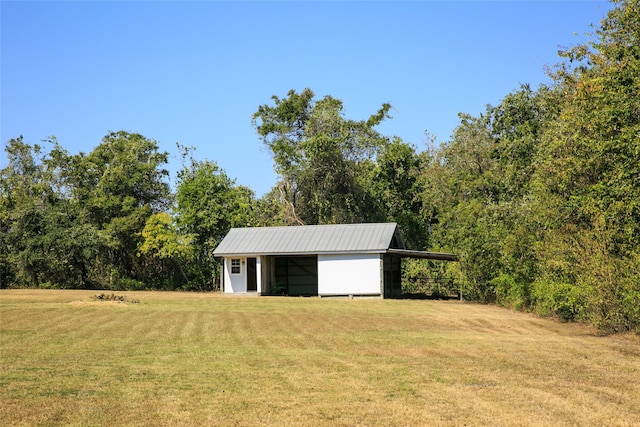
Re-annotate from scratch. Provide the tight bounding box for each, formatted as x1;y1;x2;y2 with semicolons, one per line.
531;279;586;322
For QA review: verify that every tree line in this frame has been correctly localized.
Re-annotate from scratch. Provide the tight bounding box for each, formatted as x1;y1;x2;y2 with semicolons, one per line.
2;0;638;333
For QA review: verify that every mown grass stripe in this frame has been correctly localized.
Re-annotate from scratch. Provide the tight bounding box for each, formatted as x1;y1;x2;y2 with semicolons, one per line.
1;290;639;426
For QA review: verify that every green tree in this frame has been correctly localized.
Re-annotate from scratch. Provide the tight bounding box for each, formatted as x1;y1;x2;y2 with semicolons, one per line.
532;0;640;332
485;85;562;308
423;82;562;306
175;157;254;289
369;138;429;250
489;84;562;200
1;137;100;288
1;131;172;290
253;89;391;224
425;113;504;302
138;212;196;288
253;187;289;227
68;131;172;289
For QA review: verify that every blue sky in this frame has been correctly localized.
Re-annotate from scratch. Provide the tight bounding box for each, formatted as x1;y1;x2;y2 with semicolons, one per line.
2;1;611;197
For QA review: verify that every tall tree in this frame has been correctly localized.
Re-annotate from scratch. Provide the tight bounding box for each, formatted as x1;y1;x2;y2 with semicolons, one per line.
532;0;640;332
174;157;254;289
1;137;101;288
253;89;391;225
138;212;196;289
486;84;562;308
369;137;429;250
425;113;504;302
70;131;171;288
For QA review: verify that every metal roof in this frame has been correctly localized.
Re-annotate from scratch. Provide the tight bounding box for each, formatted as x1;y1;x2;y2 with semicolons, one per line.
213;223;404;256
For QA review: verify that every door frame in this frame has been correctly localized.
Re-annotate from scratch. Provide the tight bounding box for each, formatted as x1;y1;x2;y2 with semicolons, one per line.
246;257;257;292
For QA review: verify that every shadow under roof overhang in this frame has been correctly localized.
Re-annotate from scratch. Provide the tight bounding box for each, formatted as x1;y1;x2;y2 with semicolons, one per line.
386;248;458;261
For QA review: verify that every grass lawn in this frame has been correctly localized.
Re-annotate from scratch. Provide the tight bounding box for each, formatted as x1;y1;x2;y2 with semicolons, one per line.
1;290;639;426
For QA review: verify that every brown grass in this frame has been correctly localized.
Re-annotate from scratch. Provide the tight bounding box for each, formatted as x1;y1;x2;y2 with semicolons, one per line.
1;289;639;426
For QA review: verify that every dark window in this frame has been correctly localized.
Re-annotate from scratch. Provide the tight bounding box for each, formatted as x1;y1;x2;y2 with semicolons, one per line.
231;259;241;274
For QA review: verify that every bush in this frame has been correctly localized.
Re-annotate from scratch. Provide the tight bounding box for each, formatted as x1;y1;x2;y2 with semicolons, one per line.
532;279;586;322
492;274;531;310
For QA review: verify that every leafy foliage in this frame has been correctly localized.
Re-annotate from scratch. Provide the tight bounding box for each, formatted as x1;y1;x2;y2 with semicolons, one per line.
1;132;171;290
529;0;640;332
422;0;640;333
252;88;393;225
174;155;255;290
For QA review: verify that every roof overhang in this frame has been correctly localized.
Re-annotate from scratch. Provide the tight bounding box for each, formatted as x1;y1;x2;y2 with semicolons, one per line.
215;249;458;261
214;250;386;258
386;248;458;261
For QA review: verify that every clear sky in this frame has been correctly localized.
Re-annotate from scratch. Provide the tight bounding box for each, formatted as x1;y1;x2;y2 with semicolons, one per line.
1;1;611;197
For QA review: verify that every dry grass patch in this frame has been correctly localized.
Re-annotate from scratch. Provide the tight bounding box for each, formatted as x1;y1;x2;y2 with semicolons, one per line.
1;290;639;426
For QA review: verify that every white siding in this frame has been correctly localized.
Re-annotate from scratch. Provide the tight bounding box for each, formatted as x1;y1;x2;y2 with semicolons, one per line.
224;257;246;293
256;257;263;294
318;254;382;296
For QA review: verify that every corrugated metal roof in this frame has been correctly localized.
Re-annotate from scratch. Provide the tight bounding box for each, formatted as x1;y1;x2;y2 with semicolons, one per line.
213;223;402;256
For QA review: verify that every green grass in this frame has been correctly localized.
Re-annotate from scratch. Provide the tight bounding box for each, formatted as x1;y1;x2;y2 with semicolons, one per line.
1;290;639;426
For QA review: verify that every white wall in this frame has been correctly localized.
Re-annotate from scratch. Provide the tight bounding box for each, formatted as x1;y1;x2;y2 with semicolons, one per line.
223;257;246;293
223;257;264;293
318;254;382;296
256;257;263;294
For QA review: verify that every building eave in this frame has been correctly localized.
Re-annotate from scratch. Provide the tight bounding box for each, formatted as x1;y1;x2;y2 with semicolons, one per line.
214;250;387;258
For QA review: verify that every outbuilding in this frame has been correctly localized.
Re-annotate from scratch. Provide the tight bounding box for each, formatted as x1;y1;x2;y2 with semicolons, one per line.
213;223;457;298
